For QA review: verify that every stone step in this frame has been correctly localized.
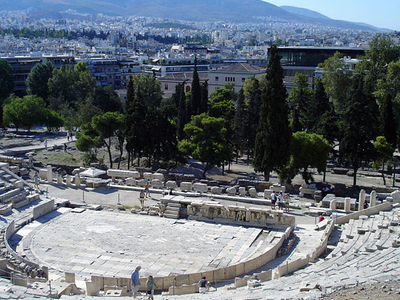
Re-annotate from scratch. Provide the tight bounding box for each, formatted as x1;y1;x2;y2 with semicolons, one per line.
163;213;179;219
0;188;22;202
167;203;182;208
2;174;12;180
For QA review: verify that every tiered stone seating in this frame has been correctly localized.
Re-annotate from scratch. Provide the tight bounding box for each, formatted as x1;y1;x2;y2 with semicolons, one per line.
0;166;40;211
291;208;400;290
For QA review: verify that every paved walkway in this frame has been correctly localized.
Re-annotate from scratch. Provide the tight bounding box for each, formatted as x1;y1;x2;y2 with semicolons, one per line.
0;134;71;155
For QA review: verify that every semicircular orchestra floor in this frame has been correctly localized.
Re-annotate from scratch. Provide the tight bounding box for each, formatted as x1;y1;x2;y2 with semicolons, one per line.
16;209;272;279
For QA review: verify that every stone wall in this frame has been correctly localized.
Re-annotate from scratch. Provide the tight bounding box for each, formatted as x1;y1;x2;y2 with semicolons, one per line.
335;202;392;225
33;200;55;220
5;220;41;275
186;202;295;228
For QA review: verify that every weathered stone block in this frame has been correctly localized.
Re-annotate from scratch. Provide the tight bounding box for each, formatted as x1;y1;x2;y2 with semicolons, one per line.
180;182;192;192
107;169;140;179
166;181;178;189
391;190;400;203
143;172;153;180
226;187;237;196
86;281;100;296
126;178;136;186
264;189;272;199
152;173;164;181
211;186;223;194
65;272;75;283
151;179;163;188
137;179;146;187
249;188;258;198
193;183;208;193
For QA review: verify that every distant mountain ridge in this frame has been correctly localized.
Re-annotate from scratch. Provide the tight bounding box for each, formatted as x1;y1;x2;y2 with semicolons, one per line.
0;0;389;31
280;6;331;20
280;5;390;32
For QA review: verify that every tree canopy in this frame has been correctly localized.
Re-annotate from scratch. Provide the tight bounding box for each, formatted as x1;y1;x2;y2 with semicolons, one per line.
178;113;232;178
3;95;47;131
289;131;332;184
26;61;54;103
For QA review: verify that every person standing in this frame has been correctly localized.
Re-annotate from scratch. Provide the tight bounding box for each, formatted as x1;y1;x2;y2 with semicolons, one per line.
131;266;141;299
44;140;48;150
33;172;40;189
270;191;277;210
284;193;290;212
146;275;156;300
139;190;146;209
278;191;284;210
198;276;209;293
145;180;150;198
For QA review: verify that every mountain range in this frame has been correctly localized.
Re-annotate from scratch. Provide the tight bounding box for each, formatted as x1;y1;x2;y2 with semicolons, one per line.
0;0;390;32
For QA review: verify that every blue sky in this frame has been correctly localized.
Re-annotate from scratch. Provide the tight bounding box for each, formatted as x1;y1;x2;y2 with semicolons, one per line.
263;0;400;31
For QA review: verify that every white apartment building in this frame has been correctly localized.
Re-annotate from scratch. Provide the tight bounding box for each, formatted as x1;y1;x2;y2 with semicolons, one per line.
208;63;265;93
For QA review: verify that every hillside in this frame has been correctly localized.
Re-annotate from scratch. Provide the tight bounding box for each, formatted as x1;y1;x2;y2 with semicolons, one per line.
0;0;385;31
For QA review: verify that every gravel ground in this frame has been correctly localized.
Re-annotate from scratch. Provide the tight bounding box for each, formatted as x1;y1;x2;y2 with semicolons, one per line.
322;280;400;300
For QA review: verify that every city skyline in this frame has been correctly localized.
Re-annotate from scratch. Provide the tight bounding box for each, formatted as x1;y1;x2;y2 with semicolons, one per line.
264;0;399;31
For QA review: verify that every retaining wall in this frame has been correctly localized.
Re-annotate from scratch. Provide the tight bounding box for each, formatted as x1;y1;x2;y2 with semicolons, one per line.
4;220;40;272
33;200;55;220
335;202;392;225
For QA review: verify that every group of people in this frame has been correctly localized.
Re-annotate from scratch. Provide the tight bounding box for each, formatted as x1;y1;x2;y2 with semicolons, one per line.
131;267;210;298
131;266;156;299
270;191;290;212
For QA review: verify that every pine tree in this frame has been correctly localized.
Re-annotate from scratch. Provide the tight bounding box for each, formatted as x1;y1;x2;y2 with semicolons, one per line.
254;45;291;181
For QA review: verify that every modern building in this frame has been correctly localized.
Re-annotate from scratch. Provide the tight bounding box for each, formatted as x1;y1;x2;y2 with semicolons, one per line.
159;72;209;98
2;54;75;96
208;63;265;94
275;46;365;77
84;58;121;89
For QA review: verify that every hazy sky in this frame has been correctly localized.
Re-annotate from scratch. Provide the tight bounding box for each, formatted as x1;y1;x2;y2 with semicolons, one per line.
263;0;399;31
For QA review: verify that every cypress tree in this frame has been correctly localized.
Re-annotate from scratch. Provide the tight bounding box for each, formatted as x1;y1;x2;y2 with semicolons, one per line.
246;77;261;157
381;93;397;148
125;76;135;169
233;88;247;160
340;74;378;186
188;56;202;116
200;80;209;114
125;75;149;168
176;82;187;140
254;45;291;181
